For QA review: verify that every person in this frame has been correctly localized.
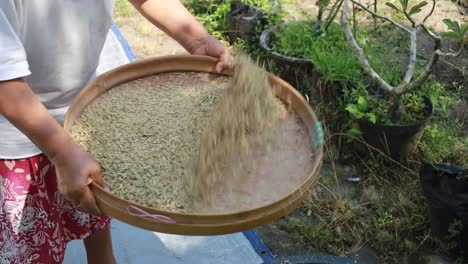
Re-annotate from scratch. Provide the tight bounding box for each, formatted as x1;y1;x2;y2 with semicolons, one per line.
0;0;231;263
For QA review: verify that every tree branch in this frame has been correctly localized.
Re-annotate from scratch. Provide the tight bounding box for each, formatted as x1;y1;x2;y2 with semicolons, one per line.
422;0;436;24
324;0;344;32
420;24;440;41
435;44;464;57
349;0;411;33
403;10;416;28
402;29;418;85
341;0;395;93
420;24;464;57
341;0;463;95
408;50;439;90
406;29;441;90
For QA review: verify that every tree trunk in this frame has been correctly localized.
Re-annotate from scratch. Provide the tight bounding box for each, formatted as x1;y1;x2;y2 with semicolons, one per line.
389;94;403;123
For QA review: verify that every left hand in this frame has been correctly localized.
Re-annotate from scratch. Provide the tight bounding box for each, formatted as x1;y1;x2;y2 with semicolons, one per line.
190;35;233;73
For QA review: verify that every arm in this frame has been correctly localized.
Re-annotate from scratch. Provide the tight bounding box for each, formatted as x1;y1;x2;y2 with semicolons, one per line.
129;0;231;72
0;78;103;215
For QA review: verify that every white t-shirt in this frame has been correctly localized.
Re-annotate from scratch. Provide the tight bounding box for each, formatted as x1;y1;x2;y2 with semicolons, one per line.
0;0;114;159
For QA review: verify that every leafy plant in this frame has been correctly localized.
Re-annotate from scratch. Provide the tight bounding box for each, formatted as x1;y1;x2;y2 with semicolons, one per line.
183;0;286;41
314;0;344;35
346;96;377;123
419;121;468;166
271;20;433;125
340;0;467;123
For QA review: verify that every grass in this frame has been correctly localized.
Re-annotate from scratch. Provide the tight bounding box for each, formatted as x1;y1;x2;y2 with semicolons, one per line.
114;0;137;18
260;6;467;262
265;68;467;262
269;136;433;262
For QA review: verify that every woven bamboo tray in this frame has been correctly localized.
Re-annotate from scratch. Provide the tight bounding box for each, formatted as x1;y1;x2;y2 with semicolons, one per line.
64;55;323;236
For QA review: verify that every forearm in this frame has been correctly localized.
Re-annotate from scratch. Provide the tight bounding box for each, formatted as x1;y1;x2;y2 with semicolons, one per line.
0;78;72;160
129;0;210;53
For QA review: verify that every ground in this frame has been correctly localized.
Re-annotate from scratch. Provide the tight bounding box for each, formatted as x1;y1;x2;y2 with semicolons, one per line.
112;1;467;263
113;0;186;59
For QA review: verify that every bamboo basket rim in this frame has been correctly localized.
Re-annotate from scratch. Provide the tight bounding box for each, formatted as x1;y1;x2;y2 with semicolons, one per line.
64;55;323;232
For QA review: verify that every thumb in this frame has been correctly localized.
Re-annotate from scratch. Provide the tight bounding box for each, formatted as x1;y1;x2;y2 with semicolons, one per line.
215;61;224;73
89;167;104;187
79;186;103;216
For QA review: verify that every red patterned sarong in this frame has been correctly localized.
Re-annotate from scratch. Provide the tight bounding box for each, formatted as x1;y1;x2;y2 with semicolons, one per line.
0;154;110;264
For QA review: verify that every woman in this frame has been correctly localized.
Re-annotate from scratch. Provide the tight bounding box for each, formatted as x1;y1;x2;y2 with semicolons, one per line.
0;0;231;263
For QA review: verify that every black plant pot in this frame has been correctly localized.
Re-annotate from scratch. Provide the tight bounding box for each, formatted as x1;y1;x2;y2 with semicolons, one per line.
420;162;468;258
357;96;433;158
262;254;359;264
259;23;321;97
227;2;267;45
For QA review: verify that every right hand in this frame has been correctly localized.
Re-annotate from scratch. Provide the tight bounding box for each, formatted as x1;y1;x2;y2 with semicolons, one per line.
50;140;104;216
0;78;104;216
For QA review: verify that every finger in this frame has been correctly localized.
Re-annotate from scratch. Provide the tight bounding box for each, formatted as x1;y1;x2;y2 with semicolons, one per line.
79;186;103;216
215;61;224;73
216;51;233;73
90;166;104;187
221;49;233;66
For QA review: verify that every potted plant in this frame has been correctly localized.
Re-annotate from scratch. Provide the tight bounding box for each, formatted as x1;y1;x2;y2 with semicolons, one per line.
340;0;467;157
259;0;344;96
227;0;282;45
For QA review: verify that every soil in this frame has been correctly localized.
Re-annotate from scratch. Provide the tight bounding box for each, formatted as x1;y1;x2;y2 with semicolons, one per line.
418;33;468;95
115;14;187;59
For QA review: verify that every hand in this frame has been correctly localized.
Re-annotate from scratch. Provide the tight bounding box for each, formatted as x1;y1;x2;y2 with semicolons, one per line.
51;140;104;216
190;35;233;73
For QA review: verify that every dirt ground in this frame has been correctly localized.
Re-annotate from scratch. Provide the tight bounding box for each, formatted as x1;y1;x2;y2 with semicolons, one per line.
113;3;186;59
113;1;467;262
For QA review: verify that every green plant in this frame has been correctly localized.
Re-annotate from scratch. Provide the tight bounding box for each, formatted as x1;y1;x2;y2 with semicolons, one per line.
280;148;433;262
183;0;286;41
340;0;468;123
345;96;378;123
271;22;363;81
419;121;468;166
114;0;138;18
184;0;231;40
271;20;434;126
314;0;344;35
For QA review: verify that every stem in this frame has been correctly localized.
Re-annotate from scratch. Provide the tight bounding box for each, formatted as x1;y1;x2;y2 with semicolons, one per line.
353;2;357;38
348;0;411;33
422;0;436;23
389;94;403;122
407;34;441;90
374;0;377;30
401;29;418;85
419;24;440;41
324;0;344;32
408;25;465;90
403;11;416;28
341;0;395;92
435;43;465;57
349;0;410;33
315;7;325;35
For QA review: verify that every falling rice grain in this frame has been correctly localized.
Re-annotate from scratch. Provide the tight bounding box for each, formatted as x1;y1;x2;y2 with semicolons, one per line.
70;55;314;213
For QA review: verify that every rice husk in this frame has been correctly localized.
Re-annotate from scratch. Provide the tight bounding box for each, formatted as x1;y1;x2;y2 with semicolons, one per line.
70;56;313;213
188;55;284;206
71;73;227;210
